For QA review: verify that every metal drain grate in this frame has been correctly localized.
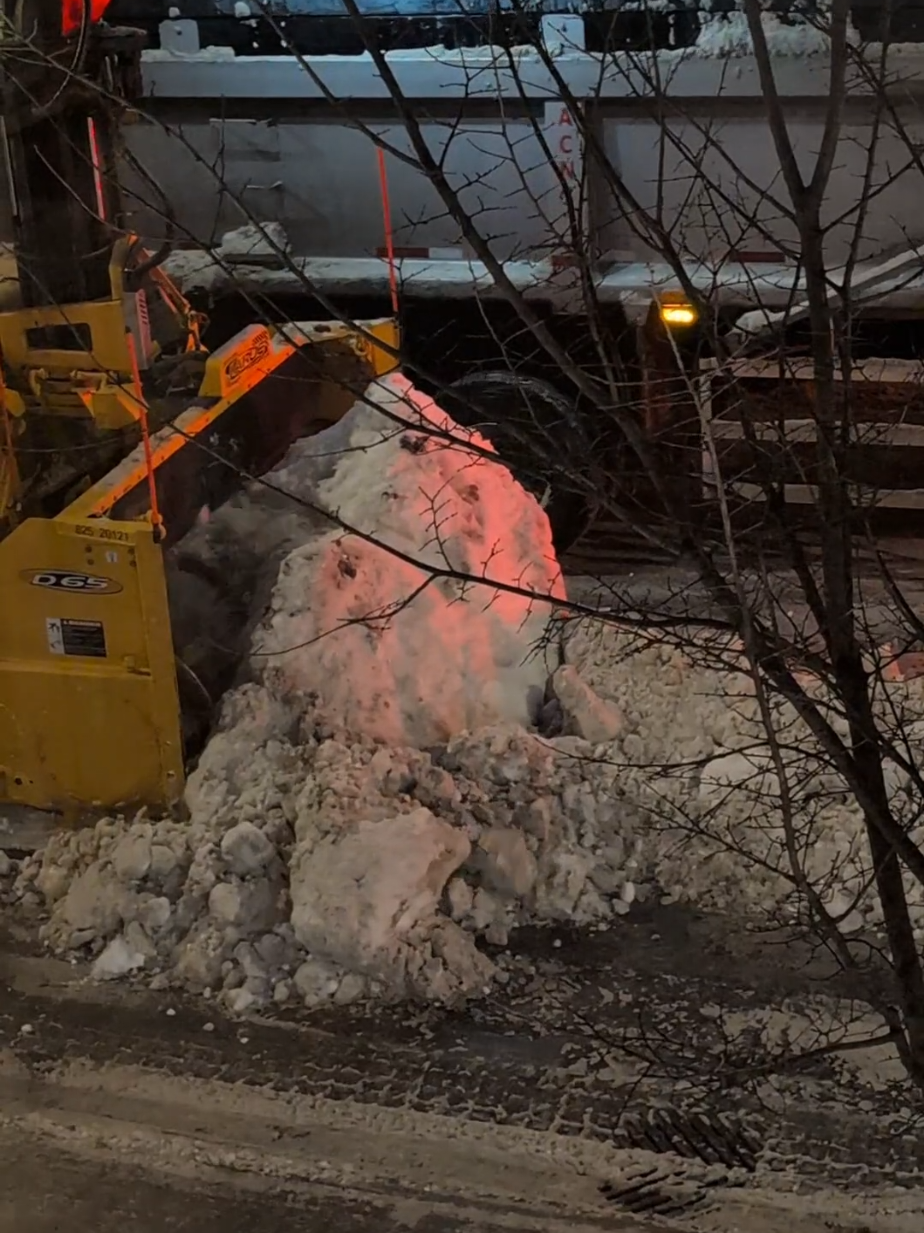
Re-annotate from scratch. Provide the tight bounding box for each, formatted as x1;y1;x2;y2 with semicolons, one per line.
621;1107;760;1171
600;1165;722;1217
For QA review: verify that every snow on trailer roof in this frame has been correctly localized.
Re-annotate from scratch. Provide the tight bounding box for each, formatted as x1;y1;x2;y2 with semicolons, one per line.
162;238;924;316
141;13;924;100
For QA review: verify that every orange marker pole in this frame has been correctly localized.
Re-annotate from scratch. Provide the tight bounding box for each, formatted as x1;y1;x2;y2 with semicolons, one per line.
125;329;164;542
376;146;400;317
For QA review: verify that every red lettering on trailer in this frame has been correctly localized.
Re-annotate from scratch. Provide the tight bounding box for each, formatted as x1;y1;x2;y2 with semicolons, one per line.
544;102;585;265
553;110;577;181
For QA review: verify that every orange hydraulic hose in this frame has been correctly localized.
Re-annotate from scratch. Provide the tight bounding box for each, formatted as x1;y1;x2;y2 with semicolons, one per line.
0;384;14;499
124;330;164;541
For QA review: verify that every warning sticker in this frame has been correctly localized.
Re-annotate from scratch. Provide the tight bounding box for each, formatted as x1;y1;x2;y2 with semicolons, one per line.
46;618;107;659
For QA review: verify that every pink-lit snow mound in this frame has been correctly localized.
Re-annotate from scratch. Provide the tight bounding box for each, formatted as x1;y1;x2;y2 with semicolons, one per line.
254;373;566;748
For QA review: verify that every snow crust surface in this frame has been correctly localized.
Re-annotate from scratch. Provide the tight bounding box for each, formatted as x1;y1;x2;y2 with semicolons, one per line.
692;12;834;59
256;374;564;747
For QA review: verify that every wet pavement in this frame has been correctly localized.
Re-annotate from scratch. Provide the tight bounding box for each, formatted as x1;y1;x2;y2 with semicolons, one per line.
0;1125;537;1233
2;906;922;1197
0;1128;371;1233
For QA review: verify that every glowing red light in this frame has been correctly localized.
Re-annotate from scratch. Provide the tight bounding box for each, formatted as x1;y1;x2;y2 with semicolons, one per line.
87;116;106;221
61;0;114;36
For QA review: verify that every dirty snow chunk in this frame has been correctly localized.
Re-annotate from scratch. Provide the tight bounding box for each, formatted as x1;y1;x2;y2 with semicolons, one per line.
150;844;180;882
35;859;75;906
173;922;227;990
471;886;503;931
137;895;173;937
111;828;153;883
92;935;147;982
293;956;346;1007
254;374;564;748
290;807;474;998
535;845;596;920
52;865;127;941
124;920;158;960
220;821;276;877
550;664;623;744
208;878;279;933
446;876;474;922
476;828;537;898
219;221;290;264
699;749;781;806
334;972;369;1005
225;986;258;1015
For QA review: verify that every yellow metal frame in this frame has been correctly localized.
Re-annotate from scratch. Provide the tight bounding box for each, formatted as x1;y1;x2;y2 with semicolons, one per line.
0;316;400;817
68;317;400;520
0;514;185;816
0;236;202;429
1;367;23;533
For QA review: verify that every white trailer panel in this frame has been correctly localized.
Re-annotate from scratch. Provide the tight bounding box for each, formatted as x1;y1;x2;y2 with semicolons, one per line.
127;20;924;313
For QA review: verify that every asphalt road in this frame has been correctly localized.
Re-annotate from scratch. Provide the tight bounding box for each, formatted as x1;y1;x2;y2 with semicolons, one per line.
0;1129;360;1233
2;911;923;1233
0;1127;491;1233
1;908;920;1189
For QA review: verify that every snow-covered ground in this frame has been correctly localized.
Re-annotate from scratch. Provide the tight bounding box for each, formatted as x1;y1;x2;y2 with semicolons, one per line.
4;372;924;1016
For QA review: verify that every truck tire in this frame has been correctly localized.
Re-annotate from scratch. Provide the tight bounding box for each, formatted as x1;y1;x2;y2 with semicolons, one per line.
442;370;591;554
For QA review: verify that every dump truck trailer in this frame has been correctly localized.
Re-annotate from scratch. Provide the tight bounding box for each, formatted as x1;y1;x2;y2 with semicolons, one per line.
109;1;924;536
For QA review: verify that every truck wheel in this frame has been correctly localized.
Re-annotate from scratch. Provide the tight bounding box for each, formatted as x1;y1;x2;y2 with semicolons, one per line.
442;370;590;554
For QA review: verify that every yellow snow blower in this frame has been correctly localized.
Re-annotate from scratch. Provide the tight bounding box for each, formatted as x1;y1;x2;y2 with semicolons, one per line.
0;3;398;819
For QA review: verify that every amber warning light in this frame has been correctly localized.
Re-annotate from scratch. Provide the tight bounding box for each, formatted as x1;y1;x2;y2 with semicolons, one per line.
660;303;699;328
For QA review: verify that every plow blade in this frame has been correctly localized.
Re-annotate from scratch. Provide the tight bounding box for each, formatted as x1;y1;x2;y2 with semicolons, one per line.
0;318;398;819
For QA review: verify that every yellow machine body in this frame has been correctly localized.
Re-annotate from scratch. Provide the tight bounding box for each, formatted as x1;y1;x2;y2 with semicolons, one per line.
0;314;400;818
0;9;403;821
0;236;210;542
0;512;182;816
0;238;201;429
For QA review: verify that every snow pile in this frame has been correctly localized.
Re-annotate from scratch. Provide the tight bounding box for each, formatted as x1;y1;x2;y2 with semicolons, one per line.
565;619;924;934
14;602;924;1010
163;222;291;288
254;373;565;746
12;375;624;1009
12;370;924;1009
12;710;648;1010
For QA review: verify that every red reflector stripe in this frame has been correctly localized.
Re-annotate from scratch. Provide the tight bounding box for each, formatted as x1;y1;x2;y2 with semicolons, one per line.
87;117;106;221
